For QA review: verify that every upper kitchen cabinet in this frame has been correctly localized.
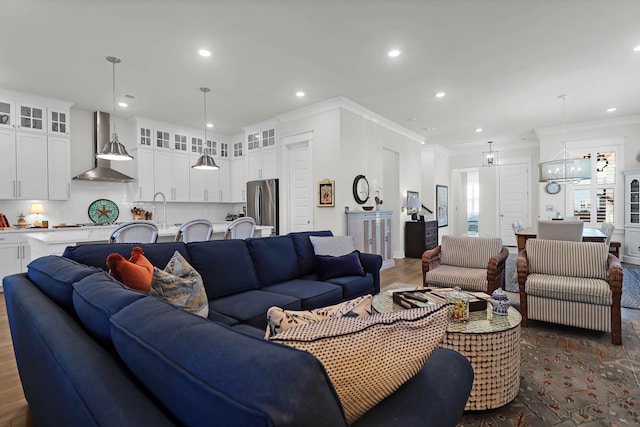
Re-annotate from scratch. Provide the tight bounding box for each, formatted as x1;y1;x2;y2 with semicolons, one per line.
16;99;46;133
154;150;189;202
244;120;278;181
135;117;155;148
48;104;71;136
132;147;155;202
172;128;189;153
0;127;48;200
0;97;15;130
47;136;71;200
217;159;231;202
231;156;247;202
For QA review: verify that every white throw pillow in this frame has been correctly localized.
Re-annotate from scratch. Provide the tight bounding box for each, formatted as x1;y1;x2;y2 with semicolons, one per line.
309;235;356;257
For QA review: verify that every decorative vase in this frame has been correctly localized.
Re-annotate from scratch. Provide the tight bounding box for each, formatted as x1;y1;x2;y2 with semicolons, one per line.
489;288;510;316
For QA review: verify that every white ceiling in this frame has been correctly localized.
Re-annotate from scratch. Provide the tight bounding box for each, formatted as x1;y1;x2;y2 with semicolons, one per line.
2;0;639;150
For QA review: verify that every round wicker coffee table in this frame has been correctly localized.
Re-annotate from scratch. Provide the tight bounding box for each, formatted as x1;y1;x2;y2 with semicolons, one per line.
372;292;521;411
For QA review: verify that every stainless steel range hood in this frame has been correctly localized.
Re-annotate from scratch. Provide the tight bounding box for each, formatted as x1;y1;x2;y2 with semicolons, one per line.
73;111;135;182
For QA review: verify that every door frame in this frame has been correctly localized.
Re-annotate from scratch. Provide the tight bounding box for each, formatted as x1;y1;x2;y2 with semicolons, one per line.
281;130;314;234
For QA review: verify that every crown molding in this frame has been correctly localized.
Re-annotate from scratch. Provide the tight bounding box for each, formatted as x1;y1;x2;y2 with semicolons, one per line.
535;114;640;137
276;96;425;143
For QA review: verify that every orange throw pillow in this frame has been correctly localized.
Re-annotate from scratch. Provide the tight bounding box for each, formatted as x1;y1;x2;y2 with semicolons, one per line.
107;247;154;292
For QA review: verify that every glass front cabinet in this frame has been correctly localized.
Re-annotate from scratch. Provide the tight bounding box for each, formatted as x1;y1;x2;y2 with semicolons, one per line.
624;169;640;264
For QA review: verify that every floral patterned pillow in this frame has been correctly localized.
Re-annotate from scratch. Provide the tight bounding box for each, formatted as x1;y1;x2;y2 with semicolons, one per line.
264;294;372;338
150;251;208;318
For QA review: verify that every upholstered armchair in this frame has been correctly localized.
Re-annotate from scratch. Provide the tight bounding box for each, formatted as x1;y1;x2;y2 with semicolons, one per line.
517;239;623;345
422;235;509;294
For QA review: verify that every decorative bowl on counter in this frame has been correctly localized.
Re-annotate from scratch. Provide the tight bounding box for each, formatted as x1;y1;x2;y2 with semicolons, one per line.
362;206;374;211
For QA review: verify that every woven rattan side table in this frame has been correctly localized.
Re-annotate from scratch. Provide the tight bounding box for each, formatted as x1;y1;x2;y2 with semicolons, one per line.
372;292;521;411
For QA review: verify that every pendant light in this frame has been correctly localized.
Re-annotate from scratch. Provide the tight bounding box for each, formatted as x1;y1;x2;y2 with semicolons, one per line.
538;95;591;182
192;87;219;170
97;56;133;161
482;141;498;167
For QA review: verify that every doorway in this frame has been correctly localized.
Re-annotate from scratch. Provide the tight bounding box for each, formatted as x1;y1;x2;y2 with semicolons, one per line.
498;162;530;246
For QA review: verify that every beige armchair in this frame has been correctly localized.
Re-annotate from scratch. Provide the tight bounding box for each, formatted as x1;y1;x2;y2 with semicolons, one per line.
517;238;623;345
422;235;509;294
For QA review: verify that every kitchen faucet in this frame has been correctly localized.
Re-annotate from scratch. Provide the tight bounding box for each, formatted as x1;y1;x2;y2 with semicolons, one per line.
153;192;167;229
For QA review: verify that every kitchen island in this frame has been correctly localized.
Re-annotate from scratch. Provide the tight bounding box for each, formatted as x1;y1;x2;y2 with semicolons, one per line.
24;223;274;260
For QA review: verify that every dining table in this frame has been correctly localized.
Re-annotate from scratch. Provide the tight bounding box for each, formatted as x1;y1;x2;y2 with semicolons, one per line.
514;226;607;253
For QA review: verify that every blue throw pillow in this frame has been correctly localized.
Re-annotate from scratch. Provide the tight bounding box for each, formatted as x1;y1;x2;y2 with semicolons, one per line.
316;251;365;281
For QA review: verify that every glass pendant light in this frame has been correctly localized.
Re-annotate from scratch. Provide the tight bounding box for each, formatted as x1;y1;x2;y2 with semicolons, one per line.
192;87;219;170
97;56;133;161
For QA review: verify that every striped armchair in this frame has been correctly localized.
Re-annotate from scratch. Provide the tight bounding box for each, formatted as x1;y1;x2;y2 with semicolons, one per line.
422;235;509;294
517;239;623;345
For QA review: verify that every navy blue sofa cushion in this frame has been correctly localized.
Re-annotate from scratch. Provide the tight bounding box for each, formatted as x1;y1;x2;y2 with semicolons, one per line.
246;236;300;286
111;297;348;427
63;242;189;272
262;279;343;310
210;290;301;329
316;251;365;281
289;230;333;276
72;271;147;348
327;274;376;299
186;239;260;298
27;255;101;312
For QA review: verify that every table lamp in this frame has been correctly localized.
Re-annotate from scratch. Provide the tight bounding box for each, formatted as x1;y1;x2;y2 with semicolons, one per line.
29;203;45;227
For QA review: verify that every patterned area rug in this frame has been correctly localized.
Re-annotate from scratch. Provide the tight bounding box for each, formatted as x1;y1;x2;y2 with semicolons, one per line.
458;319;640;426
504;255;640;310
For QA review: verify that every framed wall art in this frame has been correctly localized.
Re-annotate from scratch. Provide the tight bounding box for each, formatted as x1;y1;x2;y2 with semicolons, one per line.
436;185;448;227
318;179;335;207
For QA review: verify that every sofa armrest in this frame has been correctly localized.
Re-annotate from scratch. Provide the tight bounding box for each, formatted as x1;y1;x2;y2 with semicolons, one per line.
607;253;623;345
486;246;509;294
421;246;442;287
359;252;383;294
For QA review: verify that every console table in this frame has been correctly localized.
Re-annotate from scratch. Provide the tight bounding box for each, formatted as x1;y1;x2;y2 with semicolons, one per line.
404;220;438;258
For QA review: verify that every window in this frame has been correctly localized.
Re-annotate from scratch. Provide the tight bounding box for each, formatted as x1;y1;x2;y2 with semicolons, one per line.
567;139;623;226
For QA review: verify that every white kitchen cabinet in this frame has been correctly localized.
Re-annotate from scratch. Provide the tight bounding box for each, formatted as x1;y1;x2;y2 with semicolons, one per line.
218;159;231;202
154;151;189;202
231;157;247;202
133;147;155;201
247;147;277;181
47;137;71;200
0;97;16;130
0;130;48;200
135;118;154;148
190;155;221;202
0;234;30;290
16;99;46;133
48;105;71;136
347;211;395;270
624;169;640;264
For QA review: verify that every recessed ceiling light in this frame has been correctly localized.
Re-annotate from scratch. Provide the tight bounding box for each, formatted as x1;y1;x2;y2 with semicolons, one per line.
118;102;128;108
296;91;305;97
388;49;401;57
633;45;640;52
607;107;617;112
435;92;446;98
421;140;426;145
475;128;483;133
198;49;211;57
207;123;214;128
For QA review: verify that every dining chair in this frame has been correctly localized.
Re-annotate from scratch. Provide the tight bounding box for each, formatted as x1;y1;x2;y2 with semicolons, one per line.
224;217;256;240
601;222;615;247
174;219;213;243
537;220;583;242
109;221;158;244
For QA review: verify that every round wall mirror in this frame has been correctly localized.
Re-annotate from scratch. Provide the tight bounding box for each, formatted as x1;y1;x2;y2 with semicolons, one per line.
352;175;370;204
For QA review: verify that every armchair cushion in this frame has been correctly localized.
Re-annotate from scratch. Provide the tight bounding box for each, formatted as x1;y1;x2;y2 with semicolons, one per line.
525;273;612;305
440;236;502;269
423;265;488;292
525;239;608;280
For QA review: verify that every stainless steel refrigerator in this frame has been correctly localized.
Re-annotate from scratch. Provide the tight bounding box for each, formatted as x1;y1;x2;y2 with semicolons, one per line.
246;179;279;235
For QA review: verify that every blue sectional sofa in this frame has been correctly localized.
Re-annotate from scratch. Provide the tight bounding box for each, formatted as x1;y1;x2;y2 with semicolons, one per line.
3;230;474;427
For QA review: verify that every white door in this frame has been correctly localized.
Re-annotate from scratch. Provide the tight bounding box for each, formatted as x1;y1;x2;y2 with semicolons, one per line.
289;141;312;232
499;163;530;246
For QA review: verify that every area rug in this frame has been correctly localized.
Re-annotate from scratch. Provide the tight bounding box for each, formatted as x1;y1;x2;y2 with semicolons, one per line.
505;255;640;310
458;319;640;427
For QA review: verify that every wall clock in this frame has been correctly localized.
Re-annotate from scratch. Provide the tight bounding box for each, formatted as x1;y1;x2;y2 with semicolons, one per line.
352;175;370;204
88;199;119;224
545;182;561;195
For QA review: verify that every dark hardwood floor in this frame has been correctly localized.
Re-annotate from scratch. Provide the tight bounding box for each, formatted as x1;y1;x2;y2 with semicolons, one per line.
0;256;638;426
